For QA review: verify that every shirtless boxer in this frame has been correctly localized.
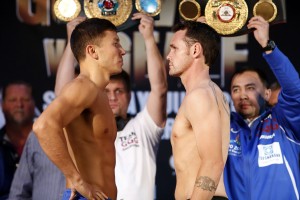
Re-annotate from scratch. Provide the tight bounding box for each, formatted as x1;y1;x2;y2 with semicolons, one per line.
167;20;230;200
33;18;125;200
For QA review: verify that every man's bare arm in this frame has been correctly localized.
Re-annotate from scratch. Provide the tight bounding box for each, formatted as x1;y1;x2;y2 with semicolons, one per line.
33;79;101;198
187;90;224;200
132;13;168;127
55;17;86;96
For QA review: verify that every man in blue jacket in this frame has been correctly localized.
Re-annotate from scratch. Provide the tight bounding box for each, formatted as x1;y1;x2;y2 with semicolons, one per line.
224;16;300;200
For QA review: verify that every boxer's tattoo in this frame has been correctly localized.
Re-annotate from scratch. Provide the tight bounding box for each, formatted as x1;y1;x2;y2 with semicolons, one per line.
195;176;217;192
222;93;230;116
209;81;230;116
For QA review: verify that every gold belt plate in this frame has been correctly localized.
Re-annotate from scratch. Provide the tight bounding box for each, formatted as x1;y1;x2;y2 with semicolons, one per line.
84;0;133;27
205;0;248;35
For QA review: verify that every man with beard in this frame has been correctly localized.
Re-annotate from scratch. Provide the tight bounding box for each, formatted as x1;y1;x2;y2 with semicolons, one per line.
0;80;35;200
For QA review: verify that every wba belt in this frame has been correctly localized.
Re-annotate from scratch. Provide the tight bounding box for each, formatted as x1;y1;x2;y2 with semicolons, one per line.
178;0;286;36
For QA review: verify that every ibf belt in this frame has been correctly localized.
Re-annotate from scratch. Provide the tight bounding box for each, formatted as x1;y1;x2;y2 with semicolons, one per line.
205;0;248;36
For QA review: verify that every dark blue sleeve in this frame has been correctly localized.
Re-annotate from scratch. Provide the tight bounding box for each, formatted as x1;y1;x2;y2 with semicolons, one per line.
263;47;300;138
0;140;18;199
0;145;10;199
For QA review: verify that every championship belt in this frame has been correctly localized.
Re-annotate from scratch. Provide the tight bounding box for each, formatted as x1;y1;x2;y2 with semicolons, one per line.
253;0;277;22
205;0;248;36
84;0;133;27
53;0;82;22
178;0;202;21
177;0;286;37
83;0;161;31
